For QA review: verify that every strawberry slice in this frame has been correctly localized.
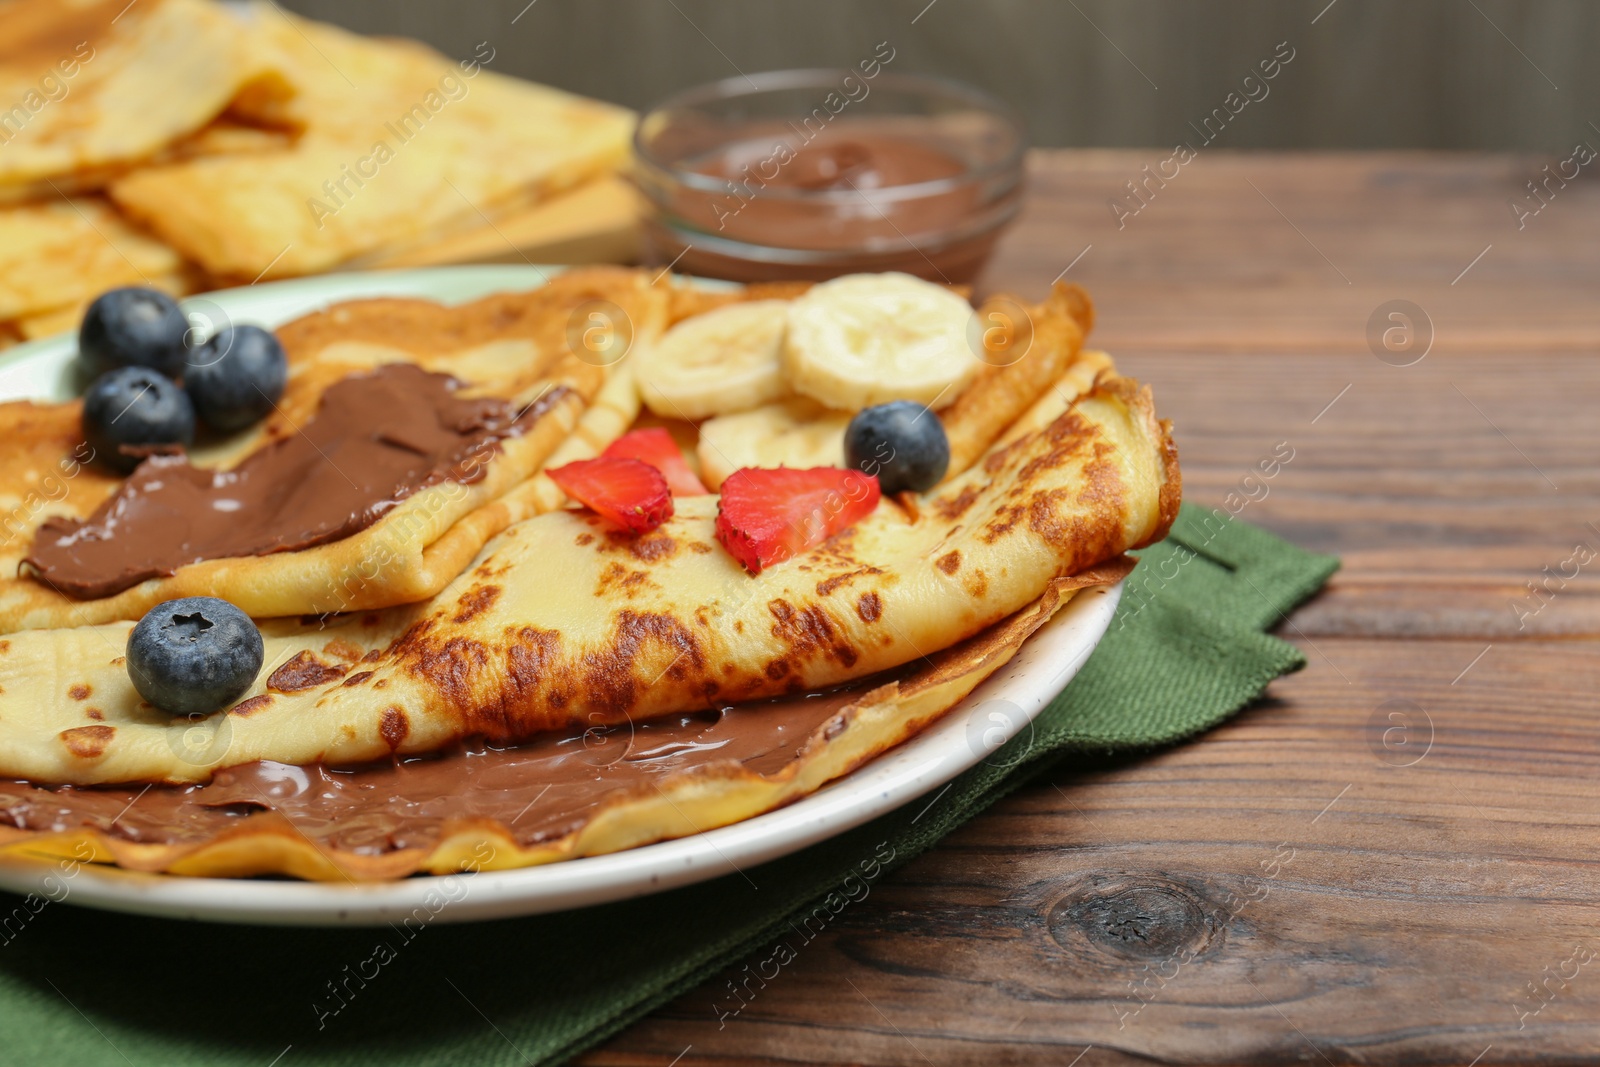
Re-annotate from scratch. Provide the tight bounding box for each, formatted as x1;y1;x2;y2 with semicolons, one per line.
715;466;881;574
602;427;708;496
548;456;673;533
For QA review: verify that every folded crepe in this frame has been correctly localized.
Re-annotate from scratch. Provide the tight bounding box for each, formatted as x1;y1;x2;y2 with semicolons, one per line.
109;4;636;281
0;267;668;632
0;0;293;200
683;283;1100;489
0;564;1130;880
0;197;189;328
0;367;1179;787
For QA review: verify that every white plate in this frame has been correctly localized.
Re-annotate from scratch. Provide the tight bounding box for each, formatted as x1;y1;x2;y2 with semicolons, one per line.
0;267;1120;925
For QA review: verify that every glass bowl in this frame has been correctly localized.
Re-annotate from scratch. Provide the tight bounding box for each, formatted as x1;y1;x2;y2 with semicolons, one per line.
632;69;1026;283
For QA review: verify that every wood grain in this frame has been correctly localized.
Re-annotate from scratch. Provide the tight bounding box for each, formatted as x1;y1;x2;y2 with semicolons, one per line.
582;150;1600;1065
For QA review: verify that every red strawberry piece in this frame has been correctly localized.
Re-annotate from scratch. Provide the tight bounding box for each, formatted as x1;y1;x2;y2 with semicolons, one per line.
715;466;881;574
548;456;674;533
602;427;709;496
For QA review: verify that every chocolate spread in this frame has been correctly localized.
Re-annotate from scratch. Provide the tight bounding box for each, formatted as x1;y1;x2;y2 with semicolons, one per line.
644;125;1014;282
700;133;970;194
25;363;568;599
0;684;872;855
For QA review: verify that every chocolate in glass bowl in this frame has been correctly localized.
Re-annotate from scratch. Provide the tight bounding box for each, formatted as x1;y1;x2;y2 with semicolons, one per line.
632;69;1026;283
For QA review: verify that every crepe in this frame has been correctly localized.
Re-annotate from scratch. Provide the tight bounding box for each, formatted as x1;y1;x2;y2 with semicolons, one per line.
0;0;293;200
0;197;189;332
12;271;193;342
940;285;1097;478
109;5;637;281
0;564;1130;880
688;282;1097;489
0;267;668;632
0;367;1177;786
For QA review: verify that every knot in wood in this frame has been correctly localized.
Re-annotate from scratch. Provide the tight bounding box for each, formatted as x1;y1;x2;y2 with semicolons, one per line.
1048;876;1213;962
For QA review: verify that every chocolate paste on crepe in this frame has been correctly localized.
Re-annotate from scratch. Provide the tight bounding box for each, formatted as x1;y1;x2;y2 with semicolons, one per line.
0;267;664;632
0;683;870;854
25;364;570;599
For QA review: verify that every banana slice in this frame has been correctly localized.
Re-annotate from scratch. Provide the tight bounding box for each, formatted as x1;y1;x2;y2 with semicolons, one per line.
638;299;791;420
696;397;853;490
783;272;979;412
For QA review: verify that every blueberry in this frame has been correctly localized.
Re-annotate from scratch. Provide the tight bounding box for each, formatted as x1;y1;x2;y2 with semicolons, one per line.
79;287;190;379
82;366;196;473
844;400;950;495
184;325;288;432
127;597;264;716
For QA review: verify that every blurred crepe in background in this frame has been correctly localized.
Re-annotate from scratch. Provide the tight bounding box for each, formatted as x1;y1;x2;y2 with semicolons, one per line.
0;0;293;201
0;199;188;329
109;4;637;282
0;0;642;346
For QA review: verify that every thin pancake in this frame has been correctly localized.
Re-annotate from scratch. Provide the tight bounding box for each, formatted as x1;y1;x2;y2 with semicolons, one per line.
939;283;1094;479
0;565;1129;880
0;373;1178;785
0;198;184;321
0;267;667;632
0;0;293;199
109;5;636;281
686;281;1096;487
12;270;194;341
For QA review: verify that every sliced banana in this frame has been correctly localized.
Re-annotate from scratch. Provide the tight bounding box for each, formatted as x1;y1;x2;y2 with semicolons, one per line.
696;397;853;490
783;272;978;412
638;299;791;421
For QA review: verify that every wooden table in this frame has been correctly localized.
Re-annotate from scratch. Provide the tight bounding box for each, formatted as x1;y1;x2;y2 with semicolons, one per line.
584;151;1600;1065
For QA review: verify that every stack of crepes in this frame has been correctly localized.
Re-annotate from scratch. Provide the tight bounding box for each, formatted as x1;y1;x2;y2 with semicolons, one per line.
0;0;635;347
0;266;1180;880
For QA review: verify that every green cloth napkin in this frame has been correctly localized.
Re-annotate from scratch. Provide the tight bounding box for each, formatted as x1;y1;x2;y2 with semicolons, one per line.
0;505;1336;1067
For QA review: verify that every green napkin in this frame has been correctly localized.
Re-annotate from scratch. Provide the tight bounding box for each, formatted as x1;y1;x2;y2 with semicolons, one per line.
0;505;1336;1067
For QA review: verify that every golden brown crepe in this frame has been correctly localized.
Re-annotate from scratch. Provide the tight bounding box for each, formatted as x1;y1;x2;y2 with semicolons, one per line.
0;267;668;632
0;366;1177;786
0;0;293;200
12;271;194;341
109;5;636;281
0;566;1131;880
684;281;1096;489
0;198;184;322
